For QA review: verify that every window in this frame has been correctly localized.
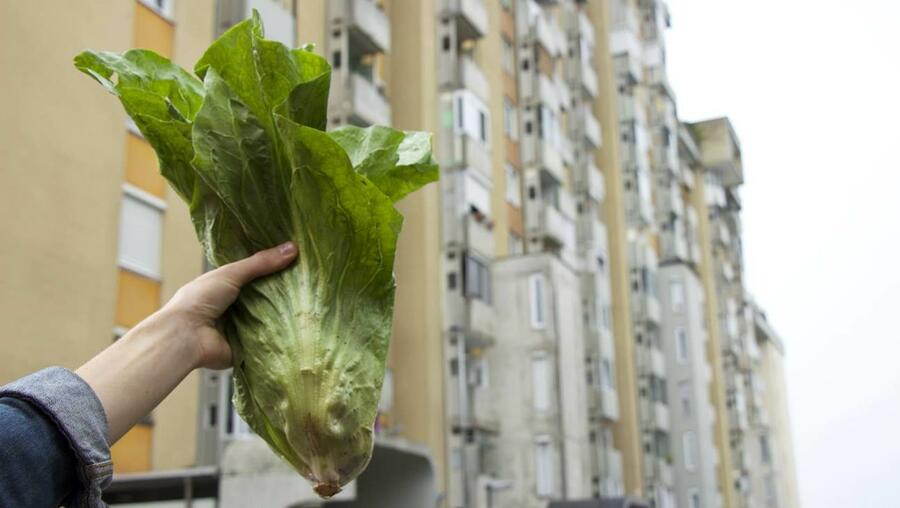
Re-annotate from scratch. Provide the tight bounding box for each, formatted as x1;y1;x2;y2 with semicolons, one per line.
503;98;518;141
670;279;685;312
760;434;772;464
532;355;551;411
764;475;778;505
118;186;164;279
600;358;615;389
470;357;490;388
688;488;701;508
683;431;697;470
675;327;689;363
506;164;521;206
534;437;555;496
529;273;546;329
140;0;174;19
678;381;692;417
464;254;490;302
479;110;488;143
204;403;217;429
501;37;515;74
457;96;465;129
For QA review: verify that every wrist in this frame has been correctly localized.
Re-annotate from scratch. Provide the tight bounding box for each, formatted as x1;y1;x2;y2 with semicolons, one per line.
134;308;203;372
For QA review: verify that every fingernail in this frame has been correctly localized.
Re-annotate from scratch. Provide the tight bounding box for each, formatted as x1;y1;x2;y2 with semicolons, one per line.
278;241;296;256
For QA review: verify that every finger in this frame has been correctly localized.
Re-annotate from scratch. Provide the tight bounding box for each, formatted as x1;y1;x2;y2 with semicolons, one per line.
216;241;298;287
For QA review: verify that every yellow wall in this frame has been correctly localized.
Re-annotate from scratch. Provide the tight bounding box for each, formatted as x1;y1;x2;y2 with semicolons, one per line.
134;3;175;57
112;423;153;473
691;169;737;508
587;0;644;496
115;269;161;328
125;134;168;198
385;0;447;493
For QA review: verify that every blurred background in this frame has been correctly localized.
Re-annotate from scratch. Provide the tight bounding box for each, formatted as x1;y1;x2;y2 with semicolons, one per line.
1;1;896;507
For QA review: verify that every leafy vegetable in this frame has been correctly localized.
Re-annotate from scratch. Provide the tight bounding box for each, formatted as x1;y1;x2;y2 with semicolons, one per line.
75;11;437;497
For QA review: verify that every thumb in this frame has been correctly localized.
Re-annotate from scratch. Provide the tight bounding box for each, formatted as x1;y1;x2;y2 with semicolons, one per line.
217;241;298;287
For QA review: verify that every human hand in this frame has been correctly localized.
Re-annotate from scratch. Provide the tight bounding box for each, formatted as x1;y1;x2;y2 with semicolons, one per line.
159;241;298;370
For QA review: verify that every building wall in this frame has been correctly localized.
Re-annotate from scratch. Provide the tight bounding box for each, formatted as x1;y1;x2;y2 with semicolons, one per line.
491;254;591;507
658;265;720;508
0;0;207;474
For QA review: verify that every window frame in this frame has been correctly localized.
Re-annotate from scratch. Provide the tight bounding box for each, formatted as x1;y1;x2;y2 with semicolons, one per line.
534;436;555;497
675;327;689;363
118;184;166;281
529;273;547;329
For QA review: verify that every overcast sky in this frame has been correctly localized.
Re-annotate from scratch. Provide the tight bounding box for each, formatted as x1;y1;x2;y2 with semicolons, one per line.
663;0;900;506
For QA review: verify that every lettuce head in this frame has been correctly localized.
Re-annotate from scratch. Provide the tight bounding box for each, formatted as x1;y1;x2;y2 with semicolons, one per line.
74;11;437;497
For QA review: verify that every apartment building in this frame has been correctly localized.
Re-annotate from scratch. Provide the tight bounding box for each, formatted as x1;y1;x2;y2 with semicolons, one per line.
0;1;800;507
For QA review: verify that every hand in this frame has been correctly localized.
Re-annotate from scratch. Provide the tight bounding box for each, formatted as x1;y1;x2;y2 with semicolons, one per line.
161;241;299;370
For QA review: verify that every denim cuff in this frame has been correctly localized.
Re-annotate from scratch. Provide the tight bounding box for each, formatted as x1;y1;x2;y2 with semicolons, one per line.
0;367;112;507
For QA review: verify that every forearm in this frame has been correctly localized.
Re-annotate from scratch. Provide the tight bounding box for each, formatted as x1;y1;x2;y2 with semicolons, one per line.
76;309;198;443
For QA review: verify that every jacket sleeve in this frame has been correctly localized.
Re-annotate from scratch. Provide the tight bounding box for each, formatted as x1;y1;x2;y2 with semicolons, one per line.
0;367;113;507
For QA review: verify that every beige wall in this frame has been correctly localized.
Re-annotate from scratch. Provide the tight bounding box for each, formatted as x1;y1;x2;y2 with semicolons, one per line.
691;168;737;508
587;0;644;497
385;0;448;494
760;340;802;508
0;0;211;471
0;1;133;383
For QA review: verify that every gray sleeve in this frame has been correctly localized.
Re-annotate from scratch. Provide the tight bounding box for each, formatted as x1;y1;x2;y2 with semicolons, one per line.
1;366;113;507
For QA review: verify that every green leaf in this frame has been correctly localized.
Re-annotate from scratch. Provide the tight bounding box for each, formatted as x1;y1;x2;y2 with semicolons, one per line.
74;49;203;201
194;10;330;133
328;125;440;202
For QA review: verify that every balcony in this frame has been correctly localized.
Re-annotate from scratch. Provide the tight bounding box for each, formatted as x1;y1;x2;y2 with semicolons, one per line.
652;402;670;431
587;161;605;202
441;55;490;102
656;459;674;485
559;134;575;166
446;132;491;181
658;184;684;218
584;108;602;148
580;60;599;97
633;292;661;325
661;230;689;262
534;141;565;183
331;0;391;53
441;0;488;40
329;73;391;127
541;203;577;250
534;11;565;57
590;220;608;260
466;217;495;258
589;385;619;421
650;349;666;377
573;12;595;47
469;297;495;347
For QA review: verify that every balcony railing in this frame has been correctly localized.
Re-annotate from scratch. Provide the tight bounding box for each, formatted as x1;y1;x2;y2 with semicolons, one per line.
534;11;565;57
633;292;661;325
581;60;599;97
584;108;602;148
332;0;391;53
447;132;491;181
466;217;494;259
536;141;564;183
349;73;391;126
542;204;577;250
441;0;488;40
650;349;666;377
587;162;605;202
652;402;670;431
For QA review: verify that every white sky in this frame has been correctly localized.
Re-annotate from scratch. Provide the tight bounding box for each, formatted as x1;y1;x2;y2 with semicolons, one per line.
663;0;900;506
